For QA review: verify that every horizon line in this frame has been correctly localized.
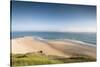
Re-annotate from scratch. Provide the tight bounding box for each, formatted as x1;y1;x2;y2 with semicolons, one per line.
11;30;96;33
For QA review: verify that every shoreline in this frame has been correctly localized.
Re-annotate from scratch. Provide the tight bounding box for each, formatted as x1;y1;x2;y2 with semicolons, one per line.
11;35;96;45
11;36;96;58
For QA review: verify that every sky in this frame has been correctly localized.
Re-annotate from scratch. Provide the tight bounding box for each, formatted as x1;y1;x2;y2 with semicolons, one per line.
11;1;96;32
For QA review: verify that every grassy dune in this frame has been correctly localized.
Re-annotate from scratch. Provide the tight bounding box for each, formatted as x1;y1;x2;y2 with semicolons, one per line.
11;53;96;66
11;53;63;66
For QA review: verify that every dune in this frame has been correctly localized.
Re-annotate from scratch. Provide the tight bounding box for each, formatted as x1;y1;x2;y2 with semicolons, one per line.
11;36;96;58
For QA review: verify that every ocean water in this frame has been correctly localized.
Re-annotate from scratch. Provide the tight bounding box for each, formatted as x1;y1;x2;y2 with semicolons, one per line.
11;32;96;45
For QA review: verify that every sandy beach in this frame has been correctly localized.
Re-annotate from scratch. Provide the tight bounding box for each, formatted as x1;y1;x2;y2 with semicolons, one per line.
11;36;96;58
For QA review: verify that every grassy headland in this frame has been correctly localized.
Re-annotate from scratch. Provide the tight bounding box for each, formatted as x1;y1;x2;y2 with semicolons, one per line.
11;53;96;66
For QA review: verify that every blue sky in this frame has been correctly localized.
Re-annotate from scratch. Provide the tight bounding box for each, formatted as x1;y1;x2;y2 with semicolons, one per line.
11;1;96;32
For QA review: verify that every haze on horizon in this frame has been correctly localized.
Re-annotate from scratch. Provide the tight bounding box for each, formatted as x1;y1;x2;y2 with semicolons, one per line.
11;1;96;32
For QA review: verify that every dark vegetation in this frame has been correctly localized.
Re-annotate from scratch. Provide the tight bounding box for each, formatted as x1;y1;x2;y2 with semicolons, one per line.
11;53;96;66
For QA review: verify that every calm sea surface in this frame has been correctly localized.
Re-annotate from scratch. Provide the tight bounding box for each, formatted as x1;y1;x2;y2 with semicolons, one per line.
11;32;96;45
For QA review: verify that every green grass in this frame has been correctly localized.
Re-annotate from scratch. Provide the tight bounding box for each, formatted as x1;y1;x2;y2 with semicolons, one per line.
11;53;96;66
11;53;63;66
51;55;96;63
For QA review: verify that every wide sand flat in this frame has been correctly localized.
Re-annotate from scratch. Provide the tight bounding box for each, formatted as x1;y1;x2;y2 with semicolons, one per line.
12;37;68;57
47;40;96;58
11;36;96;58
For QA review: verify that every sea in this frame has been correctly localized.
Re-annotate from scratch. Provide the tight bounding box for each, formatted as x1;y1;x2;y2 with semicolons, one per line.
11;31;96;45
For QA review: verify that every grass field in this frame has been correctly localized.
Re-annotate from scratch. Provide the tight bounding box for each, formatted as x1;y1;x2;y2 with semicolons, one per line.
11;53;96;66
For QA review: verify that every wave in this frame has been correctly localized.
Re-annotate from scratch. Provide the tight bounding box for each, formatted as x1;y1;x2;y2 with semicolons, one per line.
12;36;96;47
63;39;96;47
30;36;96;47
